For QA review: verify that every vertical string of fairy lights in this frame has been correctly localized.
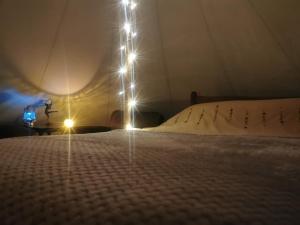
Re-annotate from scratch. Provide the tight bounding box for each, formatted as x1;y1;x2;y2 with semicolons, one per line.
119;0;138;130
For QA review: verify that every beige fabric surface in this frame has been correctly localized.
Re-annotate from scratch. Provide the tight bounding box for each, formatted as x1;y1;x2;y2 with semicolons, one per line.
1;0;300;127
0;130;299;225
148;98;300;137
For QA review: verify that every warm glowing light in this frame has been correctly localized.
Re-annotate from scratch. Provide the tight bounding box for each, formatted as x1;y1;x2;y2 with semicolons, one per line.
131;2;137;10
64;119;74;128
119;66;127;75
123;23;131;34
128;52;137;63
120;45;126;51
126;123;134;130
122;0;129;6
128;99;137;108
132;32;137;38
119;0;139;132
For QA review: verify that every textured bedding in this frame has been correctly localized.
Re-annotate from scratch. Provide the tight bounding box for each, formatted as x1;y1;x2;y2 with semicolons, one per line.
0;130;299;225
149;98;300;137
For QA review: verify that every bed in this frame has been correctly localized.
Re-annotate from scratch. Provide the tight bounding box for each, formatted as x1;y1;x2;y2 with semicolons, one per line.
0;129;299;225
0;93;299;225
149;92;300;137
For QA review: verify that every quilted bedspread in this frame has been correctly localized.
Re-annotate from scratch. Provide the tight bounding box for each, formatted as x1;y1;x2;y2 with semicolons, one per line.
0;130;299;225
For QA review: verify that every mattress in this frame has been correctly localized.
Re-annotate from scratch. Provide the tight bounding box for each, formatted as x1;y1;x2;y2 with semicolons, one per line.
0;130;299;225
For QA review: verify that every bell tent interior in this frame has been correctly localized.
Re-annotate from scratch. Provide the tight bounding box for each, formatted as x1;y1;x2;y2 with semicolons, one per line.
0;0;299;225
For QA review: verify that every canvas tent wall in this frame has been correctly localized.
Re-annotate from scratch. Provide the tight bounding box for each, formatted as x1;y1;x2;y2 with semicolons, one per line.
0;0;300;128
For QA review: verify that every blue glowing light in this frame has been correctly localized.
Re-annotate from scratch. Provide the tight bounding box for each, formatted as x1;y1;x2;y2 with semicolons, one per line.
0;89;46;106
23;111;37;123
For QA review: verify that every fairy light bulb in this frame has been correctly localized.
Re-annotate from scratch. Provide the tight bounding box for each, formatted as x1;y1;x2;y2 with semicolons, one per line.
126;123;134;130
130;83;135;89
132;32;137;38
128;52;137;63
120;45;126;51
124;23;131;34
131;2;137;10
128;99;137;108
119;0;139;131
119;66;127;75
122;0;129;6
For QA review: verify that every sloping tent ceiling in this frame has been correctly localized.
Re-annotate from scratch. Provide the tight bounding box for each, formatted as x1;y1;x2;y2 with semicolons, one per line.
0;0;300;127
